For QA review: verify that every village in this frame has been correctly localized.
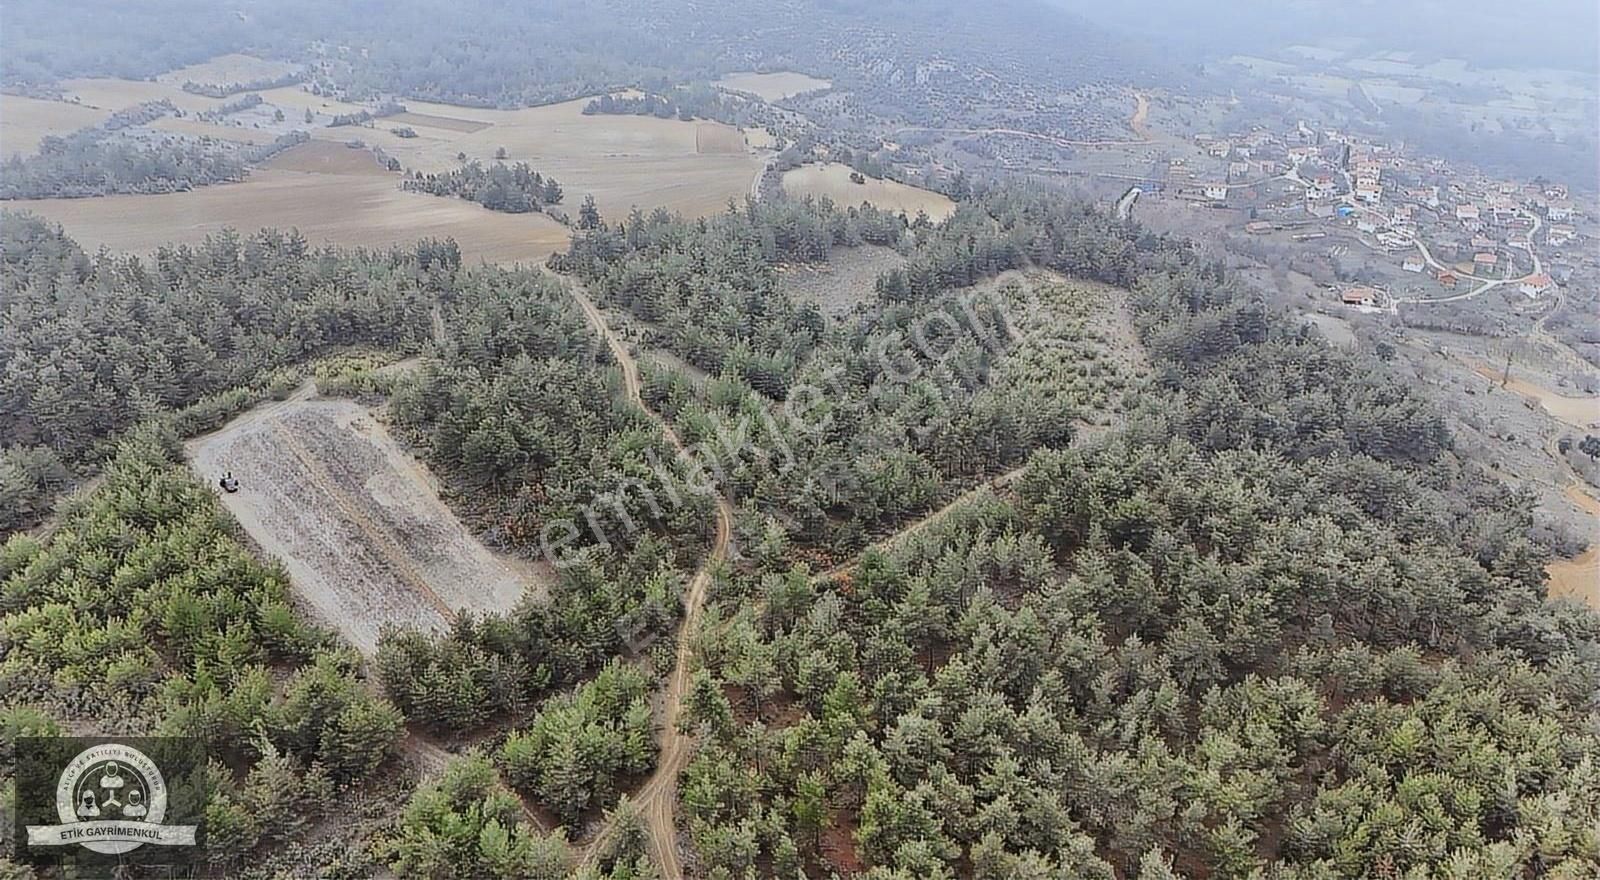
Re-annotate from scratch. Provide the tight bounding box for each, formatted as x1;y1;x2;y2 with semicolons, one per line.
1131;119;1591;317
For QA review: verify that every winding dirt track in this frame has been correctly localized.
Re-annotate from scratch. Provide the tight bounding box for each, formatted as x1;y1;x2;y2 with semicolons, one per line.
571;285;733;878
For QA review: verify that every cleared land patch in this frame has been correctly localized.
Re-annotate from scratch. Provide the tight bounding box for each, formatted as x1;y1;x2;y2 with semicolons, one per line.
714;71;831;101
7;158;571;265
320;96;764;219
776;245;905;316
155;53;303;88
1467;362;1600;430
0;95;111;156
186;395;543;653
782;163;956;221
695;122;746;154
388;111;493;133
61;77;225;113
264;138;394;175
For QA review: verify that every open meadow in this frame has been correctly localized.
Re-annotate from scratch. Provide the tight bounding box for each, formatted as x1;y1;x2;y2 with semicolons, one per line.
154;53;303;87
6;73;774;257
186;393;545;653
7;140;573;264
781;162;957;221
714;70;831;101
0;94;111;156
314;95;765;219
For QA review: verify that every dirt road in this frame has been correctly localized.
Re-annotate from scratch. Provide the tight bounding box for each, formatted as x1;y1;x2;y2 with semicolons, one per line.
1129;91;1151;140
570;285;733;878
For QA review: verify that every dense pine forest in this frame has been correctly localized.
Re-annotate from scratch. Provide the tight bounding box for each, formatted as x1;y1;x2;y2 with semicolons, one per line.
0;180;1596;879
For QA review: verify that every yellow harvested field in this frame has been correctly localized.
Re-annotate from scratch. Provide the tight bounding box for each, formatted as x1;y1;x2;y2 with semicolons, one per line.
8;79;769;262
782;163;956;221
320;96;763;219
263;139;393;175
60;77;224;113
0;95;111;156
389;111;492;133
255;85;371;118
715;71;832;101
745;126;779;150
156;53;302;87
7;164;571;266
695;122;748;154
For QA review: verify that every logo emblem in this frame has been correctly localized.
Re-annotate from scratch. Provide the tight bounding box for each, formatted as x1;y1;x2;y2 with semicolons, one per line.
24;743;198;854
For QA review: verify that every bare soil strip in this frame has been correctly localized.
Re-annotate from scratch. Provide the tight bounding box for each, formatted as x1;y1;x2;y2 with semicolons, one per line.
185;389;542;653
388;111;493;133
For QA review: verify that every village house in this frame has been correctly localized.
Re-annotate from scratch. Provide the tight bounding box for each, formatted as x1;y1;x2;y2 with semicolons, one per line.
1519;273;1554;297
1203;184;1228;201
1436;270;1460;288
1548;202;1573;222
1543;183;1568;200
1357;216;1379;234
1473;252;1498;272
1356;182;1383;204
1548;224;1576;246
1229;161;1252;180
1402;256;1425;273
1246;220;1273;234
1341;286;1381;308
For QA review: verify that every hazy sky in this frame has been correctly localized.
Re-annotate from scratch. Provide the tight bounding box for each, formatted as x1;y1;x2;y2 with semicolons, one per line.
1049;0;1600;73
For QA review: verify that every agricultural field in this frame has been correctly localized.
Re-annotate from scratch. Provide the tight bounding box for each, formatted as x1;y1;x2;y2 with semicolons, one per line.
154;52;303;88
318;95;765;219
713;70;831;101
6;139;573;264
59;76;226;112
0;94;110;156
781;162;956;221
186;393;545;653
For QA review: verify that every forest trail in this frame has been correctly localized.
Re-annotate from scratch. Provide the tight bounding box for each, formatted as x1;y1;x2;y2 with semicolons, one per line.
1129;91;1151;140
570;284;733;879
814;465;1027;581
1543;430;1600;610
